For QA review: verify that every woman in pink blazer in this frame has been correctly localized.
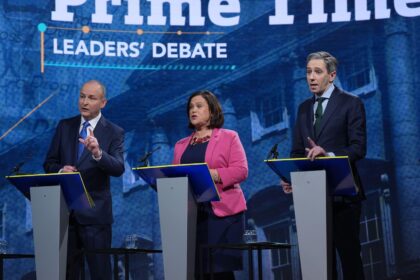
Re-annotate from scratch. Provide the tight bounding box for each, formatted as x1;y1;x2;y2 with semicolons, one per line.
173;90;248;280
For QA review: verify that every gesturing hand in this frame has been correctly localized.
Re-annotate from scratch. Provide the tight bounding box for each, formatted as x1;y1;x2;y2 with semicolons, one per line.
305;137;326;161
79;129;102;158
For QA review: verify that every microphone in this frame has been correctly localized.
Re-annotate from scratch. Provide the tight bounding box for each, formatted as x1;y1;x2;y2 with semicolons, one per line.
267;143;279;160
138;146;161;167
9;162;25;175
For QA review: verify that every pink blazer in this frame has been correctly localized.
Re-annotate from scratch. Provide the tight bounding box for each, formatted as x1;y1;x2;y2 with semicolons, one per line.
173;128;248;217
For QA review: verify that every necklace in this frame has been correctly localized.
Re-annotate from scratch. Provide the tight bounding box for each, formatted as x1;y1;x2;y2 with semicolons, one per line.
190;135;211;145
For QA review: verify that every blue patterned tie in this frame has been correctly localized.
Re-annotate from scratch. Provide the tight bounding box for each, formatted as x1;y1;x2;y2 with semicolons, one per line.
78;121;90;160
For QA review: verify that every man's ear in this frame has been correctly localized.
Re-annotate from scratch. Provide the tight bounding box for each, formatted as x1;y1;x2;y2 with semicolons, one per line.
101;98;107;109
329;71;337;82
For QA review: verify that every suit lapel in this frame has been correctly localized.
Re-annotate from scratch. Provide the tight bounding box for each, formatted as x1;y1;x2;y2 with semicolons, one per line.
316;88;341;138
70;117;81;165
176;134;193;163
305;100;315;140
205;128;220;166
93;116;107;143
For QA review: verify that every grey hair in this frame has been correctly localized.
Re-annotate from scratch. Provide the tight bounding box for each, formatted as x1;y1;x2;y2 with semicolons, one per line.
306;51;338;73
83;80;107;99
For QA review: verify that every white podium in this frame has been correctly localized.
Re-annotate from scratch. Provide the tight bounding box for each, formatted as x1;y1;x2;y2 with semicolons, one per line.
7;173;93;280
291;170;332;280
266;157;357;280
133;163;219;280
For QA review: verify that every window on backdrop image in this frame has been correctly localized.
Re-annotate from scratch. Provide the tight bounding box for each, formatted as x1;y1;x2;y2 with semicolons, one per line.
250;88;289;142
257;93;284;128
340;47;375;93
264;221;292;280
360;194;386;280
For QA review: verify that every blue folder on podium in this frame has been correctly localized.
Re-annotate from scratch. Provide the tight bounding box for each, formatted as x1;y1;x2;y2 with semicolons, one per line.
6;172;94;210
265;156;357;196
133;163;220;203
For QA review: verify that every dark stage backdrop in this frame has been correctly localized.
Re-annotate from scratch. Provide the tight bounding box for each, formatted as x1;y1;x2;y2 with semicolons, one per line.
0;1;419;279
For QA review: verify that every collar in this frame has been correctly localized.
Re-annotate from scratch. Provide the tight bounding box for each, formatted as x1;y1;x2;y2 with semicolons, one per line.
314;84;335;102
80;112;102;130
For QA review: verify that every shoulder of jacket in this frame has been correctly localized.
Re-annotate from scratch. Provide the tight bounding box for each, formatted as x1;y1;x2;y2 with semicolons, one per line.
216;128;238;138
336;90;363;105
59;115;79;125
108;121;125;133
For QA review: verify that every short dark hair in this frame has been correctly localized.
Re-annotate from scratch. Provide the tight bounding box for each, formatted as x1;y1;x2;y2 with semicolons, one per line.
306;51;338;73
187;90;224;129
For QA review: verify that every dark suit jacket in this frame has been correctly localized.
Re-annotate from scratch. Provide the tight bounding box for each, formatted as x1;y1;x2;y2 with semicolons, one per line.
291;86;367;198
43;115;125;224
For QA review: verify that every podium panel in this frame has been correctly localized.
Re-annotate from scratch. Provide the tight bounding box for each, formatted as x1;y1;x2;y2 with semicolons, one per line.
133;164;218;280
30;186;68;280
265;157;357;280
291;171;332;280
6;173;92;280
157;177;197;280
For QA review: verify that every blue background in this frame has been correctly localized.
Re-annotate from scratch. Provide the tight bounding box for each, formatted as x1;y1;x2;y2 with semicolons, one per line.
0;1;419;279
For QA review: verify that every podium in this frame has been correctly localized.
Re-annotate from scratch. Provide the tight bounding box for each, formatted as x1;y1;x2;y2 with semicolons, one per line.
133;163;219;280
266;156;358;280
6;173;93;280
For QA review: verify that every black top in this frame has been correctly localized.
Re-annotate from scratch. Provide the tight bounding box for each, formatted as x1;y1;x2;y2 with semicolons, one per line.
180;142;209;164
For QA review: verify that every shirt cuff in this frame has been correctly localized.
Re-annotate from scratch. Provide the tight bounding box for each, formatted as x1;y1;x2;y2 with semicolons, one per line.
92;149;103;161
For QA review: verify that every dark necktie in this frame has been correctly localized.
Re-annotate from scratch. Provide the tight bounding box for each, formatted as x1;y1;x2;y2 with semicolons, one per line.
78;121;90;160
314;97;327;135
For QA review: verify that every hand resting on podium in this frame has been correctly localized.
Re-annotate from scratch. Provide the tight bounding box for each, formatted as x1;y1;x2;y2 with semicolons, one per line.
305;137;327;161
61;165;78;172
280;180;293;194
281;137;329;194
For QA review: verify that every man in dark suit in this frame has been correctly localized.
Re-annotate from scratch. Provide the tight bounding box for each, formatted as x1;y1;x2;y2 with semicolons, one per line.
281;51;366;280
44;80;125;280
